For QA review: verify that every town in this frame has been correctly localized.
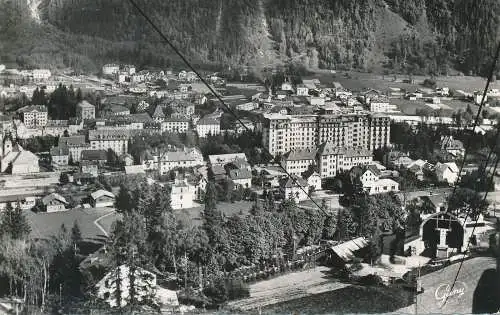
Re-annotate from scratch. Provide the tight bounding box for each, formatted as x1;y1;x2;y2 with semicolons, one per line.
0;62;499;314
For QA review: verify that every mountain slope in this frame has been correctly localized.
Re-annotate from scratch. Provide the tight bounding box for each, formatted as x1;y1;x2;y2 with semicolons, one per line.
1;0;499;76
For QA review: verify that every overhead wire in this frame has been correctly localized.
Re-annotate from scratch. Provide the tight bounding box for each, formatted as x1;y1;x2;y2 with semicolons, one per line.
440;39;500;307
127;0;331;215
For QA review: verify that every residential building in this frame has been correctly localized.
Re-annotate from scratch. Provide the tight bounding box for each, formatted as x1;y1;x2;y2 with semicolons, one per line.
281;82;293;92
81;161;99;177
384;151;414;169
88;129;130;155
58;135;89;162
18;105;48;128
305;171;322;191
152;105;166;122
159;149;204;175
317;143;373;178
228;169;252;188
107;105;130;116
279;175;308;202
435;162;459;185
406;159;434;181
41;193;67;212
161;118;189;133
102;64;120;75
43;120;69;137
170;178;194;209
95;265;170;308
90;190;115;208
440;136;465;158
281;148;316;176
296;84;309;96
50;146;69;168
262;112;390;156
208;153;247;167
125;165;145;174
369;97;396;112
81;150;108;165
32;69;51;80
76;101;96;120
351;165;400;195
196;116;220;137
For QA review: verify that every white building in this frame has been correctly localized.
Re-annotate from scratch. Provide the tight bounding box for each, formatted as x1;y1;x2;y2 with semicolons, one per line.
280;175;308;202
369;98;396;112
102;64;120;75
305;172;322;191
317;143;373;178
88;129;130;155
262;112;390;156
158;149;204;175
18;105;48;128
170;178;194;209
296;84;309;96
435;162;459;186
281;148;316;176
161;118;189;133
0;136;40;174
58;135;89;162
32;69;51;80
208;153;247;166
90;189;115;208
76;100;96;120
228;168;252;189
41;193;67;212
196;116;220;138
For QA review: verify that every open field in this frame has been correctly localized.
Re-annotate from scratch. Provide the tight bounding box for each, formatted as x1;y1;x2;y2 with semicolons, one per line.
390;98;478;116
26;207;119;242
310;71;500;93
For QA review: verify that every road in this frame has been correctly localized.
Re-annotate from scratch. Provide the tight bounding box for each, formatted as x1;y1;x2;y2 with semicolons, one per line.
226;266;350;312
395;256;499;314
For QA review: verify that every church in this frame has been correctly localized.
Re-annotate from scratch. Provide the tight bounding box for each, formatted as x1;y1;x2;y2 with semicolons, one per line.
0;133;40;174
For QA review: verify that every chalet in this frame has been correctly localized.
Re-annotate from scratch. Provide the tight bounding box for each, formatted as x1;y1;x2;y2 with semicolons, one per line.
50;146;69;168
435;162;459;185
81;150;108;166
279;175;308;202
41;193;68;213
90;189;115;208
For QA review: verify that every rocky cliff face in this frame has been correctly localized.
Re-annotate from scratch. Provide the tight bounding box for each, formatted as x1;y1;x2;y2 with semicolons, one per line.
1;0;499;75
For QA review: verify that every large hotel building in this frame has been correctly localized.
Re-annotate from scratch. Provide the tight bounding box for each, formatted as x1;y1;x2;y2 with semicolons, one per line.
262;112;390;157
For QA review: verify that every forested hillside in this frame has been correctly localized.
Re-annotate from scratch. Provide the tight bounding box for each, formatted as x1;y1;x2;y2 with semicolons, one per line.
1;0;499;76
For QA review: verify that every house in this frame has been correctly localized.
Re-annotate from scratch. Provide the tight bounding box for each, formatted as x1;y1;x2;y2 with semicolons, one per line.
280;149;316;176
305;171;321;191
90;189;115;208
161;118;189;133
32;69;51;80
81;161;99;177
102;64;120;75
76;101;96;120
50;146;69;168
152;105;166;122
440;136;465;158
88;129;130;155
351;165;400;195
95;265;178;309
325;237;369;267
296;84;309;96
435;162;459;185
170;178;194;209
158;148;204;175
125;165;146;175
384;151;414;169
81;150;108;165
120;154;134;166
279;175;308;202
228;168;252;189
43;120;69;137
406;159;433;181
209;153;248;167
281;81;294;92
41;193;68;212
196;116;220;138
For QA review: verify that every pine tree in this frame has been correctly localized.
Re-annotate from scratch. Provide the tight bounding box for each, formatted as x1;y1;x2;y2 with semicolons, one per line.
0;202;31;239
71;220;82;245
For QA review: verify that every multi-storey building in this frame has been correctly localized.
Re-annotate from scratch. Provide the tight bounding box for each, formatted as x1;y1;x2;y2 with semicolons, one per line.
196;117;220;138
18;105;48;128
262;112;390;156
161;118;189;133
280;148;317;176
77;101;96;120
88;129;130;155
58;135;90;163
317;143;373;178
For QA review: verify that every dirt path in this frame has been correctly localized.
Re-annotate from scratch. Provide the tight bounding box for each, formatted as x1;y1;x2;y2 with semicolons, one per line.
227;266;350;311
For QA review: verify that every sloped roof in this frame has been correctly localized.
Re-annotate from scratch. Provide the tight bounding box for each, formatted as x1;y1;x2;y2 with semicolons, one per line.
283;148;317;161
229;168;252;180
152;105;166;118
365;164;381;177
91;189;115;200
59;135;87;147
50;146;69;156
280;175;308;188
42;193;67;205
329;237;369;262
81;150;107;161
77;100;95;109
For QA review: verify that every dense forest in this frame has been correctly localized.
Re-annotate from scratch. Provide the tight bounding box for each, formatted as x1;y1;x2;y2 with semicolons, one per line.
0;0;499;76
